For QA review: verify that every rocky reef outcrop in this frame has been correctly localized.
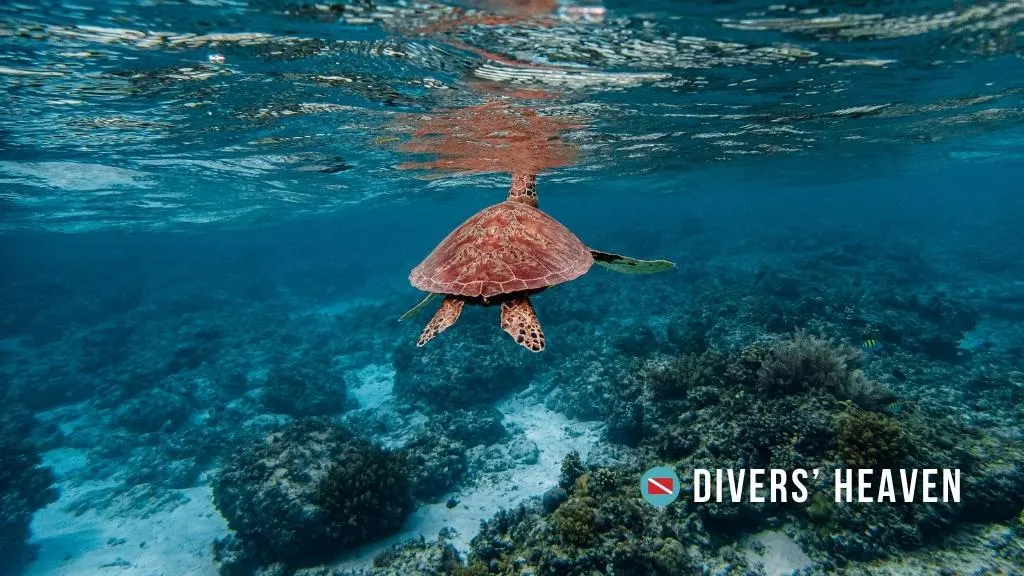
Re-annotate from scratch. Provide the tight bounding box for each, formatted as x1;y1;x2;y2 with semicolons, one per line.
212;419;413;575
0;408;59;576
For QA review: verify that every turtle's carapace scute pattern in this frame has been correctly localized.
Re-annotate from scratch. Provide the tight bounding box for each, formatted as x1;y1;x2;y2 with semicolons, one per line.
409;201;593;299
500;296;545;352
417;296;464;346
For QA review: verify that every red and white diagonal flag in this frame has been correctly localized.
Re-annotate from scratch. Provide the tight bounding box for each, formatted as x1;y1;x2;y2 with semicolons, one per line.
647;476;674;496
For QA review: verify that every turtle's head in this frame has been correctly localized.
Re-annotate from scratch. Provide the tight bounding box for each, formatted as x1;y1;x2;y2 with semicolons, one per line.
507;171;538;207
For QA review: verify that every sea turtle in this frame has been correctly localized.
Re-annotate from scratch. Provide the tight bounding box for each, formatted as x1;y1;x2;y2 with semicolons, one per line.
400;170;674;352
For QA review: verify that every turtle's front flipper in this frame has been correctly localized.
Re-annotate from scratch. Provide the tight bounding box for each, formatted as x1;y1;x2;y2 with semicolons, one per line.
399;293;439;322
500;296;545;352
417;296;464;346
590;249;675;274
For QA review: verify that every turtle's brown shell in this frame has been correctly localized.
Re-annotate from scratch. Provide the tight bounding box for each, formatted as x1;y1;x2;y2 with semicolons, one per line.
410;201;593;298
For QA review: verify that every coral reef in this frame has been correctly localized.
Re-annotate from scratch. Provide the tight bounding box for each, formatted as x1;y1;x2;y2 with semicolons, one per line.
445;329;1024;570
457;460;721;575
756;329;894;408
212;419;412;574
836;410;907;470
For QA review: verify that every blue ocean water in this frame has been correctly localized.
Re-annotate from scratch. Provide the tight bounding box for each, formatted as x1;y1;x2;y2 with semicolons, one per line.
2;1;1024;575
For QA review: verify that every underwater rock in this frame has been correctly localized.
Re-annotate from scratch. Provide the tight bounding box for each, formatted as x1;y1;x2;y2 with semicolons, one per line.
261;359;347;417
369;536;464;576
756;273;803;300
918;334;961;363
432;406;508;447
0;411;60;576
641;352;724;401
612;334;1024;562
112;387;192;434
212;419;412;573
404;431;468;500
542;486;568;513
543;355;622;421
76;322;135;374
804;402;1024;561
13;369;94;412
507;437;540;465
163;325;222;375
605;398;644;447
392;316;537;410
0;405;63;453
463;466;727;575
612;321;662;357
665;314;712;355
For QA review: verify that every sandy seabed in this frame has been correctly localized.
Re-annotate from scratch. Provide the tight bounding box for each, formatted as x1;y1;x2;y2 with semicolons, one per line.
27;367;605;576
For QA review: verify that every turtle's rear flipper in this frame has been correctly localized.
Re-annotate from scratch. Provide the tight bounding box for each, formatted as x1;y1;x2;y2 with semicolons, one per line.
418;296;464;346
500;296;545;352
590;249;675;274
400;293;439;322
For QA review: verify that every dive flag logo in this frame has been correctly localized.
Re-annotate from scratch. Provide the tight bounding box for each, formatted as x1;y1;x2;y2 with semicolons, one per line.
640;466;681;507
647;476;674;495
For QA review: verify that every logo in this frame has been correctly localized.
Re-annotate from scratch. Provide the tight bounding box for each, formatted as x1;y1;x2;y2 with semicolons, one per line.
640;465;681;507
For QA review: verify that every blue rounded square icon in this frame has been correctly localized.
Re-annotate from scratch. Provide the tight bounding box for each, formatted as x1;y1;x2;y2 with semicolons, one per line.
640;465;681;507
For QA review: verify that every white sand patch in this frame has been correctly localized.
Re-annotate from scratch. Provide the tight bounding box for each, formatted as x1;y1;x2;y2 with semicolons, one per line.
743;530;813;576
28;449;227;576
332;393;604;569
40;448;88;477
347;363;395;411
35;402;93;438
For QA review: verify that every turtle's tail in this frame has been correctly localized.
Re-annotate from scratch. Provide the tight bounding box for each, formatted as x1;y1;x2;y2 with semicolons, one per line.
507;171;538;207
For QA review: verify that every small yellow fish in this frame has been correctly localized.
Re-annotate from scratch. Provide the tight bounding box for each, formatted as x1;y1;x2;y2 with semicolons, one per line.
373;136;400;145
